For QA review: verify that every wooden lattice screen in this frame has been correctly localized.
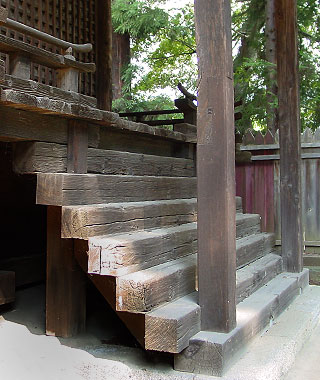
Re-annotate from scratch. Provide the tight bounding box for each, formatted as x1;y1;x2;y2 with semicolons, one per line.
0;0;96;97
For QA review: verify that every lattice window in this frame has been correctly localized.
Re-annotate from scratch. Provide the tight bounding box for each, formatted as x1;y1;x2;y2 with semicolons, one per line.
0;0;96;96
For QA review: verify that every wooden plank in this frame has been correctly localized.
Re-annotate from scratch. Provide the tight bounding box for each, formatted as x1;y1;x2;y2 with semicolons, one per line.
95;0;112;110
8;54;31;79
1;74;97;107
116;255;197;312
46;206;86;337
0;104;100;147
61;198;197;239
195;0;236;332
13;142;196;177
275;0;303;272
88;222;198;276
0;271;15;305
36;173;197;206
0;34;95;72
145;293;200;353
67;120;88;174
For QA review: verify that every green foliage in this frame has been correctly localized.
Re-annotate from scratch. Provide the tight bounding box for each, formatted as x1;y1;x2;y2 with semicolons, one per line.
113;0;320;132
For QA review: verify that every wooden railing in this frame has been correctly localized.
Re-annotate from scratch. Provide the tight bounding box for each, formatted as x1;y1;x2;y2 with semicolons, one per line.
0;6;95;94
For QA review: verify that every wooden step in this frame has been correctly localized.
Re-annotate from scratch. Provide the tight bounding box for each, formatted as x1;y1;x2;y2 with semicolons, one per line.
117;252;282;314
174;269;309;376
116;255;197;312
36;173;197;206
88;223;198;276
61;199;197;239
61;198;246;239
13;141;195;177
88;226;273;277
146;268;308;355
236;232;275;268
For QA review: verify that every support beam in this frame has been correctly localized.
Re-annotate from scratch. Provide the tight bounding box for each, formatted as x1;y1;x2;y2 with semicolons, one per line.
195;0;236;332
46;206;86;337
67;120;88;174
96;0;112;111
275;0;303;272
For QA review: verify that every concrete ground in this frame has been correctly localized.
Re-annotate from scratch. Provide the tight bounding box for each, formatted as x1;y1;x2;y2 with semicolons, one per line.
1;283;320;380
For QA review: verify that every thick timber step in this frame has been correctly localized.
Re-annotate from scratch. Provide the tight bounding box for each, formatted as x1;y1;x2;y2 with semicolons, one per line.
116;255;197;312
61;199;197;239
36;173;197;206
13;141;195;177
62;198;249;239
88;222;198;276
174;269;309;376
116;253;282;313
236;232;275;268
88;227;273;277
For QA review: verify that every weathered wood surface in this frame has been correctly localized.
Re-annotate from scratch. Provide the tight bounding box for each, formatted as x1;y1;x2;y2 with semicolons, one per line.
61;199;197;239
174;123;197;141
275;0;303;272
195;0;236;332
1;75;97;107
88;222;198;276
174;270;309;376
61;200;253;240
0;104;100;146
0;271;15;305
236;253;282;303
46;206;86;338
0;90;191;144
0;59;5;83
0;34;96;72
145;293;201;353
74;239;146;347
116;255;197;312
0;5;8;22
9;54;31;80
67;121;88;174
96;0;113;111
236;233;275;268
36;173;197;206
13;142;195;177
88;222;274;277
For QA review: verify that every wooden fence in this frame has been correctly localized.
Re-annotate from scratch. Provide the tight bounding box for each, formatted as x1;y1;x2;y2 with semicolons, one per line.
237;127;320;253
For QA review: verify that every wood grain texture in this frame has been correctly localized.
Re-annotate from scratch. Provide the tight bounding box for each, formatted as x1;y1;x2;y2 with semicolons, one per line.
116;255;197;312
61;198;197;239
0;34;95;72
0;271;15;305
67;120;88;174
1;75;97;107
275;0;303;272
46;206;86;338
36;173;197;206
195;0;236;332
88;222;198;276
145;293;200;353
13;142;195;177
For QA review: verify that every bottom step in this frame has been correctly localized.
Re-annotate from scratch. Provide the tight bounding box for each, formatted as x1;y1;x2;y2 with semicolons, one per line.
174;269;309;377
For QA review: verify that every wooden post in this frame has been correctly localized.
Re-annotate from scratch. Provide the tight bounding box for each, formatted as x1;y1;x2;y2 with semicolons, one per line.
195;0;236;332
96;0;112;111
0;59;5;83
46;118;88;337
275;0;303;272
57;48;79;92
9;54;31;80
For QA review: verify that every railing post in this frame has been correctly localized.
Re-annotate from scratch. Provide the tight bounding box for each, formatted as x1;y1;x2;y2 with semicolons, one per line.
195;0;236;332
275;0;303;272
56;48;79;92
175;98;197;125
9;54;31;80
0;59;5;83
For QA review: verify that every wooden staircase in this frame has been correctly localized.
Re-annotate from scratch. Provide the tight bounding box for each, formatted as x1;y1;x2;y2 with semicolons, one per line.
34;161;283;354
